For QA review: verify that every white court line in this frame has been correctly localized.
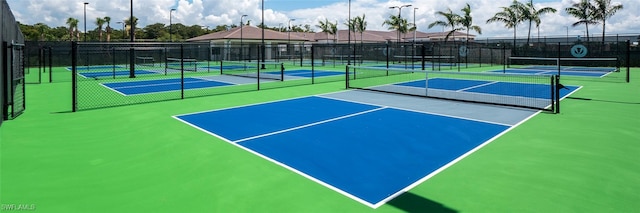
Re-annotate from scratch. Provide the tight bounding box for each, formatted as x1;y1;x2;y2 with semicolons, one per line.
457;81;499;92
233;107;387;143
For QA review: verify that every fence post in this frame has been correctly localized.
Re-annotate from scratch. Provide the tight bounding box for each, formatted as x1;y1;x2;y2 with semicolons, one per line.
71;41;77;112
627;40;630;83
311;45;315;84
48;46;53;82
180;43;184;99
129;43;136;78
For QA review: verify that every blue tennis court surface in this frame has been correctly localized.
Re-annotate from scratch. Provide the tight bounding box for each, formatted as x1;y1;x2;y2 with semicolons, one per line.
397;78;579;99
103;77;234;95
491;68;614;77
175;96;512;207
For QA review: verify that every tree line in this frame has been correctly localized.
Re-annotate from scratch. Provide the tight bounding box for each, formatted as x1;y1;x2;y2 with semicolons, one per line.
316;0;622;47
19;18;315;42
20;0;622;45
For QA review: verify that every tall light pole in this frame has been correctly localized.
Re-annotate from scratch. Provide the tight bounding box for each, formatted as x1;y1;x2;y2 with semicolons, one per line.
413;7;418;66
413;8;418;44
348;0;351;65
129;0;135;78
170;8;176;42
130;0;134;42
389;4;412;45
241;14;247;61
261;0;265;69
84;2;89;42
288;18;295;58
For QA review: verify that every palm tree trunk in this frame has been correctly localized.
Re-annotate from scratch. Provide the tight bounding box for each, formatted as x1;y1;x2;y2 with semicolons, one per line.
513;27;517;49
601;22;606;43
585;24;590;42
527;20;532;45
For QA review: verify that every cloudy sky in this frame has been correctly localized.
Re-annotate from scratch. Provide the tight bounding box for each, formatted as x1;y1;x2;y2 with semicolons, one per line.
6;0;639;39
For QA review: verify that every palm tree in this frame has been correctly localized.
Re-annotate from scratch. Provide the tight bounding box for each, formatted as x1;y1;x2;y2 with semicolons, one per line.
383;14;410;44
125;16;139;41
355;14;367;63
95;17;106;42
523;0;557;45
104;16;112;42
428;8;461;43
565;0;598;42
329;21;338;43
66;17;79;41
593;0;623;43
316;18;331;43
459;3;482;43
486;0;525;48
345;17;357;45
355;14;367;46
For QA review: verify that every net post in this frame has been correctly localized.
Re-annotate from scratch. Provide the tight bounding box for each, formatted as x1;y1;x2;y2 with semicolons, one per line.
280;63;284;81
345;65;349;89
71;41;78;112
219;60;223;75
164;47;168;75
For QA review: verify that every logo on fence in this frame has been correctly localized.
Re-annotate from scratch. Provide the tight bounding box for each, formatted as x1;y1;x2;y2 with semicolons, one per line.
459;45;468;57
571;44;588;58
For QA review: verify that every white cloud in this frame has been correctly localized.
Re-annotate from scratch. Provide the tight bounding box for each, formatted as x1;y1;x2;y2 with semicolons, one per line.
6;0;639;38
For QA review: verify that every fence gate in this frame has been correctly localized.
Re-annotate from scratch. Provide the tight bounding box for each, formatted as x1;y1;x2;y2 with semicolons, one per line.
3;41;26;119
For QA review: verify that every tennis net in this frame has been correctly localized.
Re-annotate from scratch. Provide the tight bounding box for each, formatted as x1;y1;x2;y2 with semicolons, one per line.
347;65;561;112
135;56;156;67
165;57;198;72
220;61;284;81
507;57;619;74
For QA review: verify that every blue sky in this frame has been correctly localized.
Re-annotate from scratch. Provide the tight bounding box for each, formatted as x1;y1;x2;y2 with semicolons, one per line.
6;0;639;38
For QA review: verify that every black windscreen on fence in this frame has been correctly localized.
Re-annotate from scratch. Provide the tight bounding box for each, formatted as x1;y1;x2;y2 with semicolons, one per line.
23;38;633;112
